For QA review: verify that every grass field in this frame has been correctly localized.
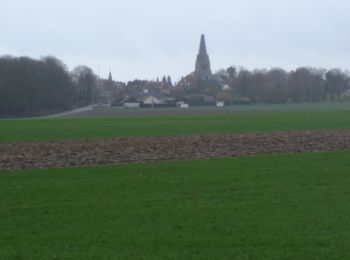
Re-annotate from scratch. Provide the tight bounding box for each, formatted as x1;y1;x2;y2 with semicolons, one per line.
2;105;350;259
1;151;350;259
1;110;350;142
64;101;350;117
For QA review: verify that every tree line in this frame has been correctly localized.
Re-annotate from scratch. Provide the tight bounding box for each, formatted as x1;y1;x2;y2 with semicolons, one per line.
0;56;97;117
221;66;350;103
1;55;350;117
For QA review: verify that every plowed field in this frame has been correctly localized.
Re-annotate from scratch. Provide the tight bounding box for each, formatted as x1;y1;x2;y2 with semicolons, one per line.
1;129;349;170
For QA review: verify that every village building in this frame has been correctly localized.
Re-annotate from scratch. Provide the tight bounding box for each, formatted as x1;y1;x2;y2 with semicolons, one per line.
195;34;213;81
120;96;140;108
142;93;165;105
174;34;224;105
106;34;228;108
96;71;125;105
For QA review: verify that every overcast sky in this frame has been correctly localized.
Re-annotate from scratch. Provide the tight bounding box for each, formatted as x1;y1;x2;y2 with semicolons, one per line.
1;0;349;82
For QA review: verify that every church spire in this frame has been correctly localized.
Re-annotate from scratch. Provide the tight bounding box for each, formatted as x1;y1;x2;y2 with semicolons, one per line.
195;34;212;80
108;69;113;81
198;34;208;56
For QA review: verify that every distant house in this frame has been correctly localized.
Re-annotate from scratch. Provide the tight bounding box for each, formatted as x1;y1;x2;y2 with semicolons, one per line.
142;94;165;105
341;89;350;101
113;88;175;108
222;85;230;91
216;101;225;107
96;71;125;105
179;103;190;108
120;97;140;108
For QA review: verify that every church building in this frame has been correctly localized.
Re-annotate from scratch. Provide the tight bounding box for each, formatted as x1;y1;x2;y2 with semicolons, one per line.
173;34;226;105
195;34;212;81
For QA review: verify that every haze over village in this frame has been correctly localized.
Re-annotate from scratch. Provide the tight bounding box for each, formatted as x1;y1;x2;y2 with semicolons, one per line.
1;32;350;116
1;0;350;116
2;0;350;81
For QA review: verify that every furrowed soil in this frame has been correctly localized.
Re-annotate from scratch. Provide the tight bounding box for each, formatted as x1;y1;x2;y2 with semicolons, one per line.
1;129;350;171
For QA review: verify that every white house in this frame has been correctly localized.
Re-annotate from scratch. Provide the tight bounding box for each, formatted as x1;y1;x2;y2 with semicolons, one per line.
142;95;164;105
216;101;225;107
179;103;190;108
120;97;140;108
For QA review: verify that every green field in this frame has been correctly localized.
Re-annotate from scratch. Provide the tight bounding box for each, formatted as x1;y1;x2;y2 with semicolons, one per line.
2;106;350;259
65;101;350;117
1;110;350;142
1;152;350;259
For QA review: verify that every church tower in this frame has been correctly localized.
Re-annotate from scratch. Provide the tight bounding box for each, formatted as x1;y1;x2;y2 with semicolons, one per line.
195;34;212;80
108;70;113;82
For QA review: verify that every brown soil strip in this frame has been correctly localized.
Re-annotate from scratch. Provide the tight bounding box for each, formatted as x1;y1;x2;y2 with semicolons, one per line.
1;129;349;171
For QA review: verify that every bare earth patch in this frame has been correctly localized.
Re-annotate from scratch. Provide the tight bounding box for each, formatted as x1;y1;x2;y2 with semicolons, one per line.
1;129;350;171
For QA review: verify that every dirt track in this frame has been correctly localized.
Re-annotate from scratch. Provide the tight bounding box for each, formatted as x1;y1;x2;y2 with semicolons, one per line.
1;129;350;171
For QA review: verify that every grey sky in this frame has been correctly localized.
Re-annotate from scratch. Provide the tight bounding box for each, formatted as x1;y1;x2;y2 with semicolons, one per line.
1;0;349;82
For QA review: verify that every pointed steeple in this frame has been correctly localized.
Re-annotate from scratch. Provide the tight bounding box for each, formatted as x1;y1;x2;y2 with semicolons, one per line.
108;69;113;81
198;34;208;56
195;34;212;80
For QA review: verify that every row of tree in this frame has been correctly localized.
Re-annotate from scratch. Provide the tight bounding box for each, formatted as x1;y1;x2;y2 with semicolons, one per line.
220;67;350;103
1;55;350;116
0;56;97;117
